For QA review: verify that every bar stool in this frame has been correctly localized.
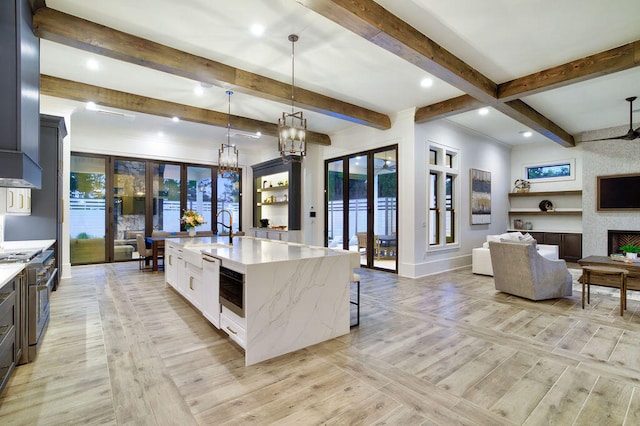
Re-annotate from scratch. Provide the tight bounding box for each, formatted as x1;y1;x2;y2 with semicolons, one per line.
351;273;360;327
581;265;628;316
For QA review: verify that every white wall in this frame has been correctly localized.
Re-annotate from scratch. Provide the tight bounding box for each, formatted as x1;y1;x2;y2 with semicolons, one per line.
510;140;583;192
413;120;511;277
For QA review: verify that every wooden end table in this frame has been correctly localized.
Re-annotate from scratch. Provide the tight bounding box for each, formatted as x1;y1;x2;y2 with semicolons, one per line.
581;265;628;316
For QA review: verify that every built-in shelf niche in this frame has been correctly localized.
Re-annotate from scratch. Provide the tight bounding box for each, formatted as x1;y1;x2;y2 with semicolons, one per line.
252;158;301;230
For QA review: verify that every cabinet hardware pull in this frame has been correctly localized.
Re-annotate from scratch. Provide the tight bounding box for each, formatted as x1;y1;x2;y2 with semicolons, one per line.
8;191;14;208
189;276;194;290
226;326;237;335
169;255;172;265
19;194;24;209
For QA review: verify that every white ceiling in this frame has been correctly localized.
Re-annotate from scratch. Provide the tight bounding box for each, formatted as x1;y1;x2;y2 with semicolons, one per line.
40;0;640;151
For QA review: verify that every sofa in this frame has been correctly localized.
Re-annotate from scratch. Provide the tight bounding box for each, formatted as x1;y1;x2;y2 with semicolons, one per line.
472;231;559;276
489;240;572;301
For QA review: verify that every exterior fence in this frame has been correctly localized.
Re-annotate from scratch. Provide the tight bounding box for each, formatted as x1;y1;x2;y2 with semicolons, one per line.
69;198;239;239
327;197;397;247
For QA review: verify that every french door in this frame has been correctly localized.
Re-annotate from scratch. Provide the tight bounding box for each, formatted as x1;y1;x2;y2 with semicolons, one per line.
70;153;242;265
325;146;397;272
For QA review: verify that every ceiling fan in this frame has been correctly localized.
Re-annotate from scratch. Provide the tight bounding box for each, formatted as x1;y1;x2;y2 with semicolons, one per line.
373;158;396;173
582;96;640;142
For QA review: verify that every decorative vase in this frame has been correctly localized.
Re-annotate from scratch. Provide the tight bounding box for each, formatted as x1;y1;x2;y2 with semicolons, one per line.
188;227;196;237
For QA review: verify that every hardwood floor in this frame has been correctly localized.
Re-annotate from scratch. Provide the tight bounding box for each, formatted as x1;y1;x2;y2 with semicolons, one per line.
2;262;640;424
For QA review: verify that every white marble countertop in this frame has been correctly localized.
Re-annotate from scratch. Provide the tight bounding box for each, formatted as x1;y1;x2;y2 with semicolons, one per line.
166;236;357;266
0;239;56;253
0;264;26;287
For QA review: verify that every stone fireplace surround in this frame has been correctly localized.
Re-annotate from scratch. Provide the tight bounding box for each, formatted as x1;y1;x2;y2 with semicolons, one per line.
608;230;640;255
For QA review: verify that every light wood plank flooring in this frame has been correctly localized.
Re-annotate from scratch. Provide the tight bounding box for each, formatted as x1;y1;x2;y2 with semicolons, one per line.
2;263;640;424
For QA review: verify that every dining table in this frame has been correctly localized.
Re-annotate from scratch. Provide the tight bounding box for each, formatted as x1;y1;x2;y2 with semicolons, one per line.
145;236;167;272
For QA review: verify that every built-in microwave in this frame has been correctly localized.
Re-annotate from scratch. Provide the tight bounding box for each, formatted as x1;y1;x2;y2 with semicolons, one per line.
219;266;245;318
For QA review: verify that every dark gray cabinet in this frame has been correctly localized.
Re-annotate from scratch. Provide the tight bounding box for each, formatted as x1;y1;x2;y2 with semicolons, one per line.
6;115;66;289
0;0;41;188
0;276;17;395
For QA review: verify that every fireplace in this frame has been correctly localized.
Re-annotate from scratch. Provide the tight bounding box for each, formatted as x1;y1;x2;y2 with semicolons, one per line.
608;230;640;255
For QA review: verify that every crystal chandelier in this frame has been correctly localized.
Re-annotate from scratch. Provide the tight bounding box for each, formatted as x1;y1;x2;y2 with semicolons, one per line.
218;90;239;175
278;34;306;163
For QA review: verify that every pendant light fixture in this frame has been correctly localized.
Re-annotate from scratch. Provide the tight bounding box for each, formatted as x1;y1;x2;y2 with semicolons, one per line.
218;90;239;175
278;34;306;163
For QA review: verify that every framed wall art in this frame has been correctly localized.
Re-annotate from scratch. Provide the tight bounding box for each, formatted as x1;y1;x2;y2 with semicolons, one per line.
470;168;491;224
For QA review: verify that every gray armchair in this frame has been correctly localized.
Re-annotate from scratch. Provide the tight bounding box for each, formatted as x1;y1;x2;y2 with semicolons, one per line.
489;241;572;300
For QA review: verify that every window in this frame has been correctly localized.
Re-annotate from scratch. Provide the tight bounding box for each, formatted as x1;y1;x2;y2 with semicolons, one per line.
523;159;575;182
429;173;439;245
445;174;454;243
427;144;459;248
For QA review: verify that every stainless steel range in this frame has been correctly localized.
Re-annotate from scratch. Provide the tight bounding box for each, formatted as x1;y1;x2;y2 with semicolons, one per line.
0;248;56;364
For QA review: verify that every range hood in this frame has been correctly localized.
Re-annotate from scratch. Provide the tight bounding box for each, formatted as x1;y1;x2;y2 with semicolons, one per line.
0;151;42;188
0;0;41;189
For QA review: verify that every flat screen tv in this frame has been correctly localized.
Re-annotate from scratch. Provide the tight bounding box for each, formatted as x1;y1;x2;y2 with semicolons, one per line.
597;173;640;211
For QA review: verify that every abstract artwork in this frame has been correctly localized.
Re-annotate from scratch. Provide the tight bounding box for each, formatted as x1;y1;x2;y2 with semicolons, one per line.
470;168;491;224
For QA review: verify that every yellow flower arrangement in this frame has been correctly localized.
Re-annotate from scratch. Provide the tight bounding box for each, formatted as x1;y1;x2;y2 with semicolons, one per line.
181;210;205;229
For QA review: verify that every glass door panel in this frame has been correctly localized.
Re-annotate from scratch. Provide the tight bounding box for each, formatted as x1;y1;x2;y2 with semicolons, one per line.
113;160;146;261
152;163;181;232
217;171;241;233
373;149;397;271
69;155;107;264
187;166;212;232
348;156;368;266
326;160;344;249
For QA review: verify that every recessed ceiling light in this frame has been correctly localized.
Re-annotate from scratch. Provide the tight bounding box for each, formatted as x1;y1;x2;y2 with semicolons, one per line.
521;131;533;138
86;101;97;110
158;131;164;137
86;59;99;70
250;23;265;37
420;78;433;88
172;116;180;123
478;107;489;116
193;86;204;96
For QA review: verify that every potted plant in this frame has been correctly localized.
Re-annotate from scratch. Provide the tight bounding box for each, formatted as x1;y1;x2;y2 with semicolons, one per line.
619;243;640;260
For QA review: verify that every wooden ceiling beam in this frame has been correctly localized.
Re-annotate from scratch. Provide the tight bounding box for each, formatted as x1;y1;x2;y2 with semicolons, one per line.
33;7;390;130
498;40;640;101
415;95;485;123
40;75;332;146
414;40;640;126
298;0;576;147
296;0;496;101
495;100;575;147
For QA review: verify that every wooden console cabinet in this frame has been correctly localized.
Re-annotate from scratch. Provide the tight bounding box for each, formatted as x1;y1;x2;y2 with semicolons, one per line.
529;231;582;262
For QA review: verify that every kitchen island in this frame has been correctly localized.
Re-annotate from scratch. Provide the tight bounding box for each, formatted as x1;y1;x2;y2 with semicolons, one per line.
165;236;359;365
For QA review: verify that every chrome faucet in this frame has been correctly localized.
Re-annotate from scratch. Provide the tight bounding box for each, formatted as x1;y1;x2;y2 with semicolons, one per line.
216;209;233;245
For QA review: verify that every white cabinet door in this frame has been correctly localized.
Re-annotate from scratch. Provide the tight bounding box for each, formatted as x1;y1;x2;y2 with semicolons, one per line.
0;188;31;215
185;263;203;311
176;252;187;296
202;256;221;328
165;243;178;288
